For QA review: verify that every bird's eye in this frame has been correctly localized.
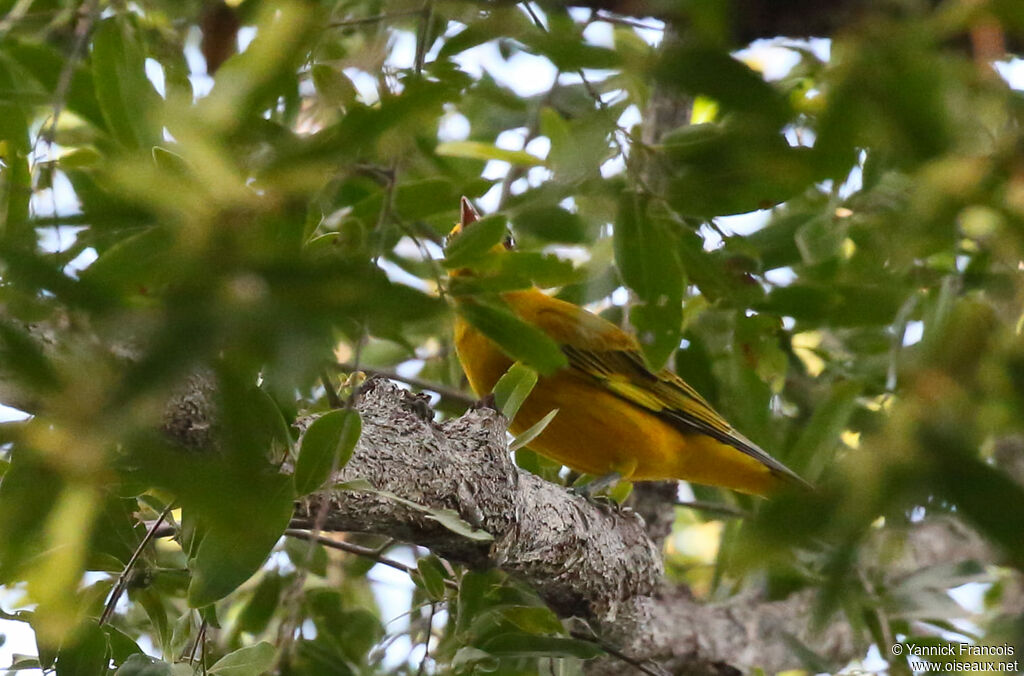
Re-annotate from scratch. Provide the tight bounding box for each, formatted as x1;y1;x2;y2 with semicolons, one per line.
502;234;515;250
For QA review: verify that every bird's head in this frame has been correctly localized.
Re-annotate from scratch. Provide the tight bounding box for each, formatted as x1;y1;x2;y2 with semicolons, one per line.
446;197;515;277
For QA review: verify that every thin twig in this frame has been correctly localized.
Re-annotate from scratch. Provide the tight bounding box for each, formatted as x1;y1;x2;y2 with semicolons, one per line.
99;504;173;626
284;529;457;589
0;0;37;40
414;0;435;75
276;337;368;666
188;618;207;664
417;601;437;676
519;2;643;189
594;11;665;32
333;362;476;407
673;499;750;519
40;0;98;147
570;630;667;676
328;9;424;28
320;368;344;409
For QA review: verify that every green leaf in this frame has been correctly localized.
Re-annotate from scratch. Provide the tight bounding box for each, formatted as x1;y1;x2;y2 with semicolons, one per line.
311;64;358;109
795;213;847;266
91;17;161;149
497;606;564;635
103;626;144;666
305;591;383;663
0;320;60;393
509;409;557;452
478;633;604;659
520;33;621;71
0;446;60;582
786;381;862;481
113;655;173;676
492;362;538;419
614;194;684;369
457;300;567;374
436;141;544;167
0;101;31;244
512;204;593;243
124;435;296;607
356;486;493;542
756;283;906;327
208;642;275;676
53;623;109;676
80;226;175;296
294;409;362;496
451;646;499;670
444;214;510;269
4;39;105;130
661;122;819;217
237;571;284;634
283;538;328;576
655;45;791;128
185;472;294;606
199;2;316;132
414;555;449;601
168;613;193;661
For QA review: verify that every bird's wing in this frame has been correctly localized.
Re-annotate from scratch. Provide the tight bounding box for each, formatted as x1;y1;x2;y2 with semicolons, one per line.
521;296;808;486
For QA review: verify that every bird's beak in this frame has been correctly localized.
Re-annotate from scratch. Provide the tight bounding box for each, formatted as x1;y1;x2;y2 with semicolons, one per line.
460;196;480;227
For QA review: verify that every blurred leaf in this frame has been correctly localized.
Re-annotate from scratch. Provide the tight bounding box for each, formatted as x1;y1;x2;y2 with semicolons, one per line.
0;446;60;582
294;409;361;496
113;654;173;676
199;1;317;132
496;606;564;635
520;32;621;71
0;99;31;246
311;64;358;109
512;204;593;244
923;422;1024;569
283;538;328;576
614;194;683;369
795;213;847;266
437;141;544;167
4;39;105;130
236;571;284;634
122;435;294;607
91;17;161;149
305;590;383;664
661;122;820;217
80;226;175;297
0;320;60;393
478;633;604;659
756;283;905;327
53;623;109;676
208;641;275;676
787;381;862;481
655;44;790;128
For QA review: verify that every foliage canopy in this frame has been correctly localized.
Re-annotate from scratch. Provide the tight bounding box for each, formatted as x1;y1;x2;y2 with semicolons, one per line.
1;0;1023;674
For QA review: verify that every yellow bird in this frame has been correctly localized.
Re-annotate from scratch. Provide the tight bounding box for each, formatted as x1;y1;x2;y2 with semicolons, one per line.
450;198;809;496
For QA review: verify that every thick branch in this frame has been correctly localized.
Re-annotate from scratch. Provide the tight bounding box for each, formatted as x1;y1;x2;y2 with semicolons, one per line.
289;378;858;673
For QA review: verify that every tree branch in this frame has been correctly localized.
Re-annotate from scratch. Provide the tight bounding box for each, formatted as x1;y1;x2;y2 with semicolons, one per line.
286;377;857;673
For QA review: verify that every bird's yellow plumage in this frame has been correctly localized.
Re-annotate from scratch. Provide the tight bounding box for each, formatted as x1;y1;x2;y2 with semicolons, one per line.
451;198;808;496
